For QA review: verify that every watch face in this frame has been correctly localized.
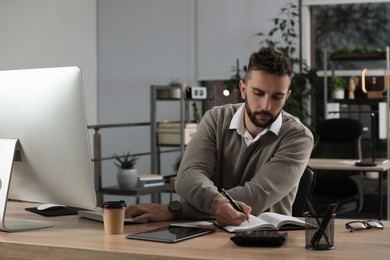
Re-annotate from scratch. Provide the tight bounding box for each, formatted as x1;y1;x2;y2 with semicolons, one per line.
169;200;181;212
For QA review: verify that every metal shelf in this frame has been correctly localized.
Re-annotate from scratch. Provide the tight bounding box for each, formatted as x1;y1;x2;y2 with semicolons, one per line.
150;85;186;175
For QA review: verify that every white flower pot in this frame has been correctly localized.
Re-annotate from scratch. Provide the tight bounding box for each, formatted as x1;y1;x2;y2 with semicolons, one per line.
117;168;138;189
332;89;345;100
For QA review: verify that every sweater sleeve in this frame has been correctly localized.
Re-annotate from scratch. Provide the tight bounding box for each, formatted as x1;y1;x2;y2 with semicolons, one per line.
175;107;224;217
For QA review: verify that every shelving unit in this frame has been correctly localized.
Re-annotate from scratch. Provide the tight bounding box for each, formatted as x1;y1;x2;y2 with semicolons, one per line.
150;85;186;175
150;84;215;176
322;47;390;219
87;122;172;205
323;47;390;149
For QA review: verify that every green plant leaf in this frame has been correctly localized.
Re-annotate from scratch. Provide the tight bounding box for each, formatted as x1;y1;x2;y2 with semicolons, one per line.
253;2;322;128
112;152;139;169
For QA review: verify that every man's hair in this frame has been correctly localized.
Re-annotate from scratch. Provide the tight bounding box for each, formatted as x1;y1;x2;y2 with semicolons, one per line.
244;46;292;82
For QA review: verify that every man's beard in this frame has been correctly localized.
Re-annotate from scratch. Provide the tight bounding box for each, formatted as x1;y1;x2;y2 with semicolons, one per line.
244;100;280;128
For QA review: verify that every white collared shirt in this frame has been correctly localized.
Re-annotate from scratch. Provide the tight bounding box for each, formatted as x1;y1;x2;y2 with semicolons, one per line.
229;104;282;146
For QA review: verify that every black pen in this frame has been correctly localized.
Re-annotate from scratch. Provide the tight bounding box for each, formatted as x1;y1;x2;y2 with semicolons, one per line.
311;202;338;245
306;198;331;245
221;188;249;221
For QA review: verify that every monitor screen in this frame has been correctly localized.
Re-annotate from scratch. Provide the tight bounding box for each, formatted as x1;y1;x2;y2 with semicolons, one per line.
0;67;96;231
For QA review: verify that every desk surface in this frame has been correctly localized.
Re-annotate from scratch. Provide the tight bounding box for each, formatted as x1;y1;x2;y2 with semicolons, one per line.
309;158;390;171
1;202;390;260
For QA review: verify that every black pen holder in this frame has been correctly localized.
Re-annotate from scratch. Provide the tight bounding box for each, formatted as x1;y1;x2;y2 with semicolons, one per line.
304;212;335;250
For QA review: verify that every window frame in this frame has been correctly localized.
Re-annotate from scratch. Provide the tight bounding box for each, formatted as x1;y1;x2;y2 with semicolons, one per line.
301;0;390;69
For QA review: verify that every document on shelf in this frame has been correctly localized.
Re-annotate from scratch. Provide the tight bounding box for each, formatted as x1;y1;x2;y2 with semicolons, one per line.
215;212;306;233
136;174;166;187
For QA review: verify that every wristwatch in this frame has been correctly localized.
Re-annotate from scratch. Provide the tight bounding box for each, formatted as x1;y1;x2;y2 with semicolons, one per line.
168;200;182;221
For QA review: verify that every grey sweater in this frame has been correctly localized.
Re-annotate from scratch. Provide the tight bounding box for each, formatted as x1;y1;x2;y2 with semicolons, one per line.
176;103;314;220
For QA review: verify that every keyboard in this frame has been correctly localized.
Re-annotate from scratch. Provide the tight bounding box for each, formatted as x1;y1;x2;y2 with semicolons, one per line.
77;210;147;224
230;230;288;247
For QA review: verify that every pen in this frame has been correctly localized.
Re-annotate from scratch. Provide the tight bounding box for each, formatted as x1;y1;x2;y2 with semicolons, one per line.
311;202;338;245
306;198;331;245
221;188;249;221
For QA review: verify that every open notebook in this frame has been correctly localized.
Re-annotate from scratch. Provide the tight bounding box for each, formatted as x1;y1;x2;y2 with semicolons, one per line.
215;212;306;233
77;210;147;224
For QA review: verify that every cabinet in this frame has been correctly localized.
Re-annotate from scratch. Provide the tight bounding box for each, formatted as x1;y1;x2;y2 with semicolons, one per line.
150;85;214;175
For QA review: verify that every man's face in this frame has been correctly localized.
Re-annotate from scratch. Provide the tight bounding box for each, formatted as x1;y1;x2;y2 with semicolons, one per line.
240;70;291;129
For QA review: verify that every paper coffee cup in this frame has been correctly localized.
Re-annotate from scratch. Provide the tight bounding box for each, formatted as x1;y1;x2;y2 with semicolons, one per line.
101;200;126;235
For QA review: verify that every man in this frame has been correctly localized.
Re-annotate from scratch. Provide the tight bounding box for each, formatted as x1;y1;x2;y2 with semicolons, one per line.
126;46;314;227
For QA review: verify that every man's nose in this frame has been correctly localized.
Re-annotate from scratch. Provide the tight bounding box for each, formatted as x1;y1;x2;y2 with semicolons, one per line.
261;96;271;111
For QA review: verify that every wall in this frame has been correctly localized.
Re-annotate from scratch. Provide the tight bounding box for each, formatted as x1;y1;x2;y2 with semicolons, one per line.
0;0;97;125
97;0;196;194
196;0;293;80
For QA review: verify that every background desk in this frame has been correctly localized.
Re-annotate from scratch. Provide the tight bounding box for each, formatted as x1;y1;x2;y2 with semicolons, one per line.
308;158;390;220
1;202;390;259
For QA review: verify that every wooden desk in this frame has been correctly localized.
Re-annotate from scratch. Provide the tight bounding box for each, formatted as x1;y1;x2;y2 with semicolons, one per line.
308;158;390;220
1;202;390;259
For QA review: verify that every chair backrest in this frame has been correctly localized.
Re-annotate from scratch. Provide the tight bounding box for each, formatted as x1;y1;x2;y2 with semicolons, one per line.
310;118;364;213
292;166;316;217
311;118;363;159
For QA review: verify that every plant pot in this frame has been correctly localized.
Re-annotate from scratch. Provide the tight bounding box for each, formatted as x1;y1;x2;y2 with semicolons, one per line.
117;169;138;189
332;89;345;100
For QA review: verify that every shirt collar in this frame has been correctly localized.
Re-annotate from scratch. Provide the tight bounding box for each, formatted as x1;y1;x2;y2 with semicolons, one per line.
229;103;283;136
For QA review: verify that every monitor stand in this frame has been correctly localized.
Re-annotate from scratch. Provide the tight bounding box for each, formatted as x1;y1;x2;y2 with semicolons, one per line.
0;138;52;232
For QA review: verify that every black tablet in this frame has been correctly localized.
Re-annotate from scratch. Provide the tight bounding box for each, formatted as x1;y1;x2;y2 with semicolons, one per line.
126;226;215;243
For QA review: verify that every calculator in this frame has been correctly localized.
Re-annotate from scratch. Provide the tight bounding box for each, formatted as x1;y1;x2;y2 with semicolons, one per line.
230;230;288;247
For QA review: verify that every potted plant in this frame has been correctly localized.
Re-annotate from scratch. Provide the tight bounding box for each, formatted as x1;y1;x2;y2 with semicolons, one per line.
113;152;139;189
331;44;386;60
254;2;321;131
329;76;347;100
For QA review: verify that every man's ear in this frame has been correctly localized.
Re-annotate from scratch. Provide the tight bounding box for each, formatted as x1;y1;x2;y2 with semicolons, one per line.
283;90;292;106
286;89;291;99
239;80;246;100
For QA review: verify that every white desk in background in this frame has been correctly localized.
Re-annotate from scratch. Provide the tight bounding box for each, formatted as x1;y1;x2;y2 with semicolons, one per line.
308;158;390;220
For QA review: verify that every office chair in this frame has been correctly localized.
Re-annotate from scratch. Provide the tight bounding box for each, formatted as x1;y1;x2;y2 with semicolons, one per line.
292;166;317;217
310;118;365;215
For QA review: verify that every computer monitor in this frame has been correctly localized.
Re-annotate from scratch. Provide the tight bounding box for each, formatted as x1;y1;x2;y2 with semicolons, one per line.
0;66;96;232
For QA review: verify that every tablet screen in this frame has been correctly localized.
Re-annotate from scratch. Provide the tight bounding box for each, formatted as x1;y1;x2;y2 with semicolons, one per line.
126;226;215;243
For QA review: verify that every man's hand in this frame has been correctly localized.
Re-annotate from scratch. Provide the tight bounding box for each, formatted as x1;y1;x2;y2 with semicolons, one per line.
210;194;251;226
125;203;173;222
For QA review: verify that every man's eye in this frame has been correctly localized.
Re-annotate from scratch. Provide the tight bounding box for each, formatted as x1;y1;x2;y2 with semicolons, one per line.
272;95;284;100
253;90;264;96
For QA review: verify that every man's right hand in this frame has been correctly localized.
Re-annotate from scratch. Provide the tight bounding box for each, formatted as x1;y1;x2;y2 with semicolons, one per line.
209;194;251;226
